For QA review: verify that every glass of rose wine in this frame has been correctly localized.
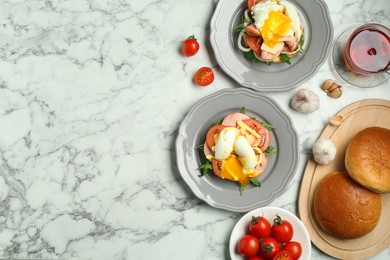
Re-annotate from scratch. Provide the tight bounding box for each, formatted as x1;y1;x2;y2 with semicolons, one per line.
332;23;390;87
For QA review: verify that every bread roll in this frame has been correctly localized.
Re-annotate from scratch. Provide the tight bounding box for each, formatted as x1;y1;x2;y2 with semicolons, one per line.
313;172;381;239
345;127;390;193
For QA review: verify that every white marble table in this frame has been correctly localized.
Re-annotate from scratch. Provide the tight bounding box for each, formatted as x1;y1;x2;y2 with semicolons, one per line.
0;0;389;259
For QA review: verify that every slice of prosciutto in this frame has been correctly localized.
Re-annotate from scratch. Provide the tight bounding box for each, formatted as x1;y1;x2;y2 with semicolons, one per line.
221;112;251;127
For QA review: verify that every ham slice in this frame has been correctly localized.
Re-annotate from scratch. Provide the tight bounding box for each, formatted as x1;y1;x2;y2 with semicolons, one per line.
221;112;251;127
285;36;299;52
253;154;269;177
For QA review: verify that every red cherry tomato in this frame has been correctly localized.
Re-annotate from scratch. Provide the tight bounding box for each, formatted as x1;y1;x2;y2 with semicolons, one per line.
211;159;222;177
243;34;262;56
205;124;226;148
271;215;294;243
249;216;272;238
194;67;214;86
240;119;271;151
237;234;260;257
182;35;199;57
260;237;281;259
282;241;302;260
273;250;294;260
248;256;266;260
248;0;262;9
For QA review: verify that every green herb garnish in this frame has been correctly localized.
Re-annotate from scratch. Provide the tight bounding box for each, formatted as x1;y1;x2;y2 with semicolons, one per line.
240;107;246;114
250;178;261;187
239;184;245;196
244;51;260;62
213;119;223;126
260;122;276;131
299;35;306;54
199;161;212;176
265;146;277;156
280;53;291;65
235;23;246;32
194;143;204;150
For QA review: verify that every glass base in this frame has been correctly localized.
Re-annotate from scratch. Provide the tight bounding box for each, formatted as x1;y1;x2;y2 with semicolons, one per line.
332;24;390;88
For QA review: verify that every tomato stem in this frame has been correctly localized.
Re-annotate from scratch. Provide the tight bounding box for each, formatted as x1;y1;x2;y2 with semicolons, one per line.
274;214;283;225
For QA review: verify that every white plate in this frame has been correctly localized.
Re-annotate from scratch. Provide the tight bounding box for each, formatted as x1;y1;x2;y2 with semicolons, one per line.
230;207;311;260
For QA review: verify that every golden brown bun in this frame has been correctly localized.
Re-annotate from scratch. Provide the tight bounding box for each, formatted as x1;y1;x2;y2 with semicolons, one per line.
313;172;381;239
345;127;390;193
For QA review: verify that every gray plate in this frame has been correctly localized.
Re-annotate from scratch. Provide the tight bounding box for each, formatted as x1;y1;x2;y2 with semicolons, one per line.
175;88;299;212
210;0;333;92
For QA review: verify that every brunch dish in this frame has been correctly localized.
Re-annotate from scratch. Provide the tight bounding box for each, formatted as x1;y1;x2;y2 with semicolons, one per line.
230;206;311;260
175;88;299;212
298;99;390;259
236;0;305;64
210;0;333;91
199;108;276;195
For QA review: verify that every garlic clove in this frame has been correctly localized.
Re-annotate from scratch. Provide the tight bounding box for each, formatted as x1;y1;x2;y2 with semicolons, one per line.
329;115;343;126
291;89;320;113
322;79;342;99
312;138;337;165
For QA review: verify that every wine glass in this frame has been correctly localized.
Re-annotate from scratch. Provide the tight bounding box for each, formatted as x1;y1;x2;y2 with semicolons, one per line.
332;23;390;88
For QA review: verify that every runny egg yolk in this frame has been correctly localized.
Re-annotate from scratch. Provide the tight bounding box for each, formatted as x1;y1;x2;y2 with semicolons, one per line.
219;156;251;185
261;10;292;48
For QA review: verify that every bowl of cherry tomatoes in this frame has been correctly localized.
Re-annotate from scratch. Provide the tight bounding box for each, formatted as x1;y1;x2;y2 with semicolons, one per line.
229;206;311;260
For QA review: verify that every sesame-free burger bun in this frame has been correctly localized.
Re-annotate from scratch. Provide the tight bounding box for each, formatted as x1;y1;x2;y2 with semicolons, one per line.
313;172;381;239
345;127;390;193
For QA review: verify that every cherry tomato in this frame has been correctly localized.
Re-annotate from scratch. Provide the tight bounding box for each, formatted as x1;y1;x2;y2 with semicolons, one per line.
248;0;262;9
211;159;222;177
182;35;199;57
271;215;294;243
194;67;214;86
205;125;226;148
243;34;262;56
260;237;281;259
237;234;260;257
249;216;272;238
282;241;302;260
273;250;293;260
248;256;266;260
240;119;271;151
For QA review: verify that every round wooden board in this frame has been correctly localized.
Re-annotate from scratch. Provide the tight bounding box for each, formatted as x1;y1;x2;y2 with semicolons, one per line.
298;99;390;260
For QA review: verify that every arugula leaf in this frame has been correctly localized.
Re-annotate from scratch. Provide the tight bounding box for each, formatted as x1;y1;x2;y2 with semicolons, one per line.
199;161;212;176
265;146;277;156
240;107;246;114
260;122;276;131
299;35;306;54
239;184;245;196
213;119;223;126
280;53;291;65
266;61;273;66
235;23;246;32
194;143;204;150
250;178;261;187
244;51;260;62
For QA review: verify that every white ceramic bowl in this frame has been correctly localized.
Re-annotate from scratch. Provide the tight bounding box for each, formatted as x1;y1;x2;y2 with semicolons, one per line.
229;206;311;260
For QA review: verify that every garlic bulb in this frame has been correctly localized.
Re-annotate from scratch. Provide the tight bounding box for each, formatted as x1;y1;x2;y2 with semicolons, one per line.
291;89;320;113
312;138;337;165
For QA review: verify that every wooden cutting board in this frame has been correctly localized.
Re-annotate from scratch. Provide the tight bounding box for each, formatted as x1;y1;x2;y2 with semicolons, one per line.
298;99;390;260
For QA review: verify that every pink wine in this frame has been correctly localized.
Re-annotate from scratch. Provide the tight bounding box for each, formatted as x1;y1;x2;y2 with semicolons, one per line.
345;26;390;74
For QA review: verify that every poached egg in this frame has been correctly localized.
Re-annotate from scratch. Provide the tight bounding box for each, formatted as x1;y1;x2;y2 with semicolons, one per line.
251;0;302;51
213;126;261;185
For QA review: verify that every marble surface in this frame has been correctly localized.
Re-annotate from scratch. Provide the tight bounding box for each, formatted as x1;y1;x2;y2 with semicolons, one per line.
0;0;389;259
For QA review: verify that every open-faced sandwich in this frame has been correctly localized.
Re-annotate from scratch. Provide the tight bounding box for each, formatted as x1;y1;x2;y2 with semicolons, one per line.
197;108;276;195
236;0;305;64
